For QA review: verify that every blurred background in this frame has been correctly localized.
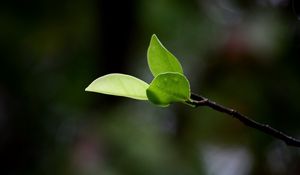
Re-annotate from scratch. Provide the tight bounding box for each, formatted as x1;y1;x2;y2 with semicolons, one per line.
1;0;300;174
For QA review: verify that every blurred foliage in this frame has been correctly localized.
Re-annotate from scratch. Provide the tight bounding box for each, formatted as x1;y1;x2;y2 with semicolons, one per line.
1;0;300;175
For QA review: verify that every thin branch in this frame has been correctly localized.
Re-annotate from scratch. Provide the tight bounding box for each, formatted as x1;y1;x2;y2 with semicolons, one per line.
187;93;300;147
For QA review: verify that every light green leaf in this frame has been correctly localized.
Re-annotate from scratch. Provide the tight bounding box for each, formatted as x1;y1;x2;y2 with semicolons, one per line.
146;72;190;107
85;73;149;100
147;34;183;77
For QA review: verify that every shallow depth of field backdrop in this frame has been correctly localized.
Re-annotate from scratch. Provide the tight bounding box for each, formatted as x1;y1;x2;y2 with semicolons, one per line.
1;0;300;175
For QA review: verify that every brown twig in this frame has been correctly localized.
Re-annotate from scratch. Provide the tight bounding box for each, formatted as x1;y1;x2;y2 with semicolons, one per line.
187;93;300;147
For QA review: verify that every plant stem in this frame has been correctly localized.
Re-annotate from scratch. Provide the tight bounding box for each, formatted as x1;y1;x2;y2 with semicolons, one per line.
187;93;300;147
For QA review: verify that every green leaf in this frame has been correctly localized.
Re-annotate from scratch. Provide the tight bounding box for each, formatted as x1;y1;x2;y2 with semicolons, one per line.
147;34;183;77
146;72;190;107
85;73;149;100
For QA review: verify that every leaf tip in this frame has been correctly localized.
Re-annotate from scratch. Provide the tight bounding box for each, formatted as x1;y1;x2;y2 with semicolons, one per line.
151;34;157;38
84;83;93;92
151;34;160;43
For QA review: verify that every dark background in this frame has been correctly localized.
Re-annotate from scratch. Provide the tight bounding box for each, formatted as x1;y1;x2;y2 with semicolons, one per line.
1;0;300;174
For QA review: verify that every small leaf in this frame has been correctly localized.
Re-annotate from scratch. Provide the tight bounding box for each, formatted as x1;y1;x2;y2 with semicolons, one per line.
85;73;149;100
147;34;183;77
146;72;190;107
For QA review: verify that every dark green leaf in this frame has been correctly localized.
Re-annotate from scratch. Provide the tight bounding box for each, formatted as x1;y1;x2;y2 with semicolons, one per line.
146;72;190;106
